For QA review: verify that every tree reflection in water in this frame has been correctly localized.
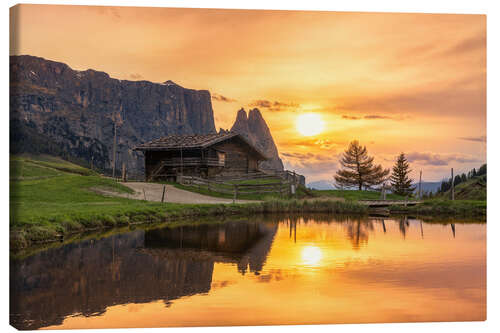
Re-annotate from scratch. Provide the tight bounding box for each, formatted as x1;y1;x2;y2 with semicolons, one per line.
10;215;470;330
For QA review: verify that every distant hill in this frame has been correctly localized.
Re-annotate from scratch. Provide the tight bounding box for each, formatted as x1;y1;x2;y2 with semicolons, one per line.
437;175;486;200
414;182;442;194
307;180;335;190
308;179;441;193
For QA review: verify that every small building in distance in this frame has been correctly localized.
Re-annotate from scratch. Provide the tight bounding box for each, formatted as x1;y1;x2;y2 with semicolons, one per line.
134;132;268;181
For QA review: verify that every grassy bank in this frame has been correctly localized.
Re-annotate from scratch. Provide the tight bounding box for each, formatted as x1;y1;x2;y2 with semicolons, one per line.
10;155;367;249
10;155;485;249
310;189;405;201
389;199;486;217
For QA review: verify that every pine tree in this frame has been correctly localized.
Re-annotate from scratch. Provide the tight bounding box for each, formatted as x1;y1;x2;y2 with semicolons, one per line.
334;140;390;190
389;153;416;196
477;164;486;176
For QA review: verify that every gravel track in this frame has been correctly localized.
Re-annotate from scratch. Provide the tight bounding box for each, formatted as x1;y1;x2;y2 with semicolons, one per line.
112;182;259;204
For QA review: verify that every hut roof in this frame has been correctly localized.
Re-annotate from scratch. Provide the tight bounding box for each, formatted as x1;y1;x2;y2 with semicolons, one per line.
134;132;268;160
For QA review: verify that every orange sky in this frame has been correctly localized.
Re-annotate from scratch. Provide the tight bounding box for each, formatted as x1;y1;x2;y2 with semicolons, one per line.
10;5;486;182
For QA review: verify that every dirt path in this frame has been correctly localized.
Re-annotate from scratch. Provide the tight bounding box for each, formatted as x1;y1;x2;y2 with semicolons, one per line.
106;182;259;204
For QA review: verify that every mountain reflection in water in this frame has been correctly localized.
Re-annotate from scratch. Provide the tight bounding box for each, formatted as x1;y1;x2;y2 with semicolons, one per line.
10;215;486;329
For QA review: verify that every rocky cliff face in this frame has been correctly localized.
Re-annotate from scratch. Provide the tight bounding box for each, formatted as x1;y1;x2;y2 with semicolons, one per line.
10;55;216;174
230;108;284;171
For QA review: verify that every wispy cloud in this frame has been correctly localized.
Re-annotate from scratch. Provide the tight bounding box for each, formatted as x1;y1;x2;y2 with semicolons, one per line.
335;75;485;119
212;93;237;102
406;152;480;166
364;114;393;120
341;114;404;120
280;137;341;150
458;135;486;143
249;99;298;112
342;115;360;120
443;33;486;56
129;73;143;80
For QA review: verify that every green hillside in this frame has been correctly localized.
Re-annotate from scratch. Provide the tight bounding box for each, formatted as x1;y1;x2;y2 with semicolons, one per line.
9;155;214;248
438;175;486;201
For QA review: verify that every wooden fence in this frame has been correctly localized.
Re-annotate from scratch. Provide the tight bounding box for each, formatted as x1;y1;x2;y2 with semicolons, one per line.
179;175;291;201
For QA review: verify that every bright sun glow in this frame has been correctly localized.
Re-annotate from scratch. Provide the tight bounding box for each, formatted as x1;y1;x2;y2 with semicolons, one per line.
301;246;323;266
296;113;325;136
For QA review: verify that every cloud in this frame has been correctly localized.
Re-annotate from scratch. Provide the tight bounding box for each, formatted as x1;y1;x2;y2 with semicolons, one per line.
444;33;486;56
363;114;393;120
334;74;485;119
406;152;480;166
280;138;341;150
249;99;298;112
458;135;486;143
129;73;143;80
280;151;341;182
341;114;407;121
342;115;360;120
212;93;236;102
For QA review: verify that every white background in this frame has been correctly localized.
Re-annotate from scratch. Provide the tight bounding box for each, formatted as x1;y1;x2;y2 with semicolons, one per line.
1;0;498;332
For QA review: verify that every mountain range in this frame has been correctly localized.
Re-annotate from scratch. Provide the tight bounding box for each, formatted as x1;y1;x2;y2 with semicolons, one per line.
10;55;283;175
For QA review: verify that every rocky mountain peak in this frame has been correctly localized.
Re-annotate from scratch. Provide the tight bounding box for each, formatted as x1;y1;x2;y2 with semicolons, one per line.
10;55;217;174
230;107;284;171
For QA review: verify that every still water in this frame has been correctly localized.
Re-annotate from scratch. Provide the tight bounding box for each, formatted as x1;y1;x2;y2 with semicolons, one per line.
10;215;486;329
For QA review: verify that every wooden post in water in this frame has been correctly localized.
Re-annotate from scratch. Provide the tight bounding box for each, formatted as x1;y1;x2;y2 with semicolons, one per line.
451;168;455;201
161;185;166;203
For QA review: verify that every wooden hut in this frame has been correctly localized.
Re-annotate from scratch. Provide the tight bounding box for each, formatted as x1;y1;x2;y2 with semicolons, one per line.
134;132;268;181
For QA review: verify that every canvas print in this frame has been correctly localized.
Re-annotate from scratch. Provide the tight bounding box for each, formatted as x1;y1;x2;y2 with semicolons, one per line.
9;4;486;330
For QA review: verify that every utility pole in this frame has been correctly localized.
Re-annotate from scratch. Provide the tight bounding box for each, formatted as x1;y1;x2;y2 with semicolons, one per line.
451;167;455;201
112;121;117;179
418;170;422;199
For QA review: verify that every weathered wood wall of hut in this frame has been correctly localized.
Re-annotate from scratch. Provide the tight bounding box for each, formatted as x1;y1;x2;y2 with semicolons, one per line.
145;149;203;180
142;136;263;181
212;137;260;175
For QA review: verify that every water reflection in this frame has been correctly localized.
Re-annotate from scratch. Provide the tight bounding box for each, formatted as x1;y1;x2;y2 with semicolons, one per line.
10;215;485;329
10;221;277;330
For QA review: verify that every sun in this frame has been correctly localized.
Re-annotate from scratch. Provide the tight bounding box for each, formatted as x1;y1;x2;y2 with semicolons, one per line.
296;113;325;136
301;246;323;266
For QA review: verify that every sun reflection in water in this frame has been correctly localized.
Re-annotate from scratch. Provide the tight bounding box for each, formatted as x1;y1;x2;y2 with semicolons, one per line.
301;245;323;267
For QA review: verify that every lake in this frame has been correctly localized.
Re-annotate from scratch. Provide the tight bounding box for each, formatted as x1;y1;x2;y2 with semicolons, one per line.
10;215;486;329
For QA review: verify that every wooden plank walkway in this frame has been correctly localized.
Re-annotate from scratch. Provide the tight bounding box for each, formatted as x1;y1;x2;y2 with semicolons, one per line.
358;200;422;207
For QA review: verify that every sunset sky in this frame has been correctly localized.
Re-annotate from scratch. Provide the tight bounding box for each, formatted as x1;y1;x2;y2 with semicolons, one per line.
10;5;486;183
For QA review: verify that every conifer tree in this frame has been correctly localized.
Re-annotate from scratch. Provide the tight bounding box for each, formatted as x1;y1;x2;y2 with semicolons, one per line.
389;153;416;196
334;140;390;190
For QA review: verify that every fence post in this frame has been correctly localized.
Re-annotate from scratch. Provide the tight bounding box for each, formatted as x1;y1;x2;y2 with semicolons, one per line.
161;185;166;203
122;162;127;182
418;170;422;199
143;188;147;201
233;184;238;204
451;168;455;201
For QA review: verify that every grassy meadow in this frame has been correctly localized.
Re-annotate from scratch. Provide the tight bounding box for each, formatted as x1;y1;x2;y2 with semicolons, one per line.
9;155;367;248
310;189;406;201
